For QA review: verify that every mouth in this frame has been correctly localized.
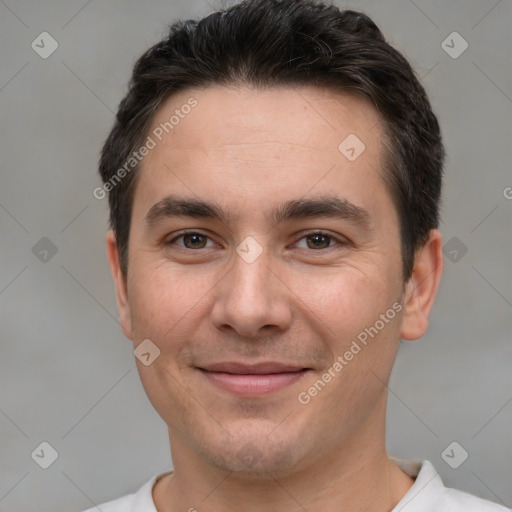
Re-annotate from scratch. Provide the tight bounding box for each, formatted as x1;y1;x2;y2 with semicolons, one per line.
196;362;311;396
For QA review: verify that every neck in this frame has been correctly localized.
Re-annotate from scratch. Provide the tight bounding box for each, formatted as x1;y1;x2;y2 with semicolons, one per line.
153;398;414;512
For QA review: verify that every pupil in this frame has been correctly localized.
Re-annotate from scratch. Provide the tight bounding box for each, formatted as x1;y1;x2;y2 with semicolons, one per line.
309;234;329;249
185;234;205;248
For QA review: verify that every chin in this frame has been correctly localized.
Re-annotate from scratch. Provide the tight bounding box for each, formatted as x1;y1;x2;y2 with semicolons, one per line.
205;447;299;480
196;424;307;479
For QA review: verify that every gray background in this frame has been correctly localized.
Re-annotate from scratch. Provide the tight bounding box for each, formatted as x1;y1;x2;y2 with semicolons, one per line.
0;1;511;511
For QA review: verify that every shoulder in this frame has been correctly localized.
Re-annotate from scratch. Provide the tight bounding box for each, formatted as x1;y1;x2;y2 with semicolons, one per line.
391;458;510;512
81;493;135;512
437;486;510;511
80;472;169;512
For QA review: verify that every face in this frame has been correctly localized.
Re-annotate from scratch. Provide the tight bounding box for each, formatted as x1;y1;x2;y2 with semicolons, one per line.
107;84;442;478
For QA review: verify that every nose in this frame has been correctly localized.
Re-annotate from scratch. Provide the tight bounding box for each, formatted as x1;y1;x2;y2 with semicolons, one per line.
210;248;292;338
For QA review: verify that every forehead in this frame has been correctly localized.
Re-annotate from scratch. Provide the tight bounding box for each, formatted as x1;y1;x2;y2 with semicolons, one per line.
133;84;393;228
149;84;383;155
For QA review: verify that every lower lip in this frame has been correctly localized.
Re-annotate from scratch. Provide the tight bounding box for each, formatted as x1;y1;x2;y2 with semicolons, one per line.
199;369;309;396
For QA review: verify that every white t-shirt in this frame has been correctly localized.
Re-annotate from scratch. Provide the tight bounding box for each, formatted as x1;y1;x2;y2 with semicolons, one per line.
82;458;510;511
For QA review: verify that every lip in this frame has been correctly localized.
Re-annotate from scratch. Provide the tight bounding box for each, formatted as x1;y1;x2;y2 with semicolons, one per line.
199;362;306;374
197;362;310;396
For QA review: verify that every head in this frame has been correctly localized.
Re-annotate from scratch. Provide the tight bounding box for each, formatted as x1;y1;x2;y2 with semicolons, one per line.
101;0;444;477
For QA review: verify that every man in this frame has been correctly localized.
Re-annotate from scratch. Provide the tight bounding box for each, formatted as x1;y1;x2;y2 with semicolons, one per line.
86;0;508;510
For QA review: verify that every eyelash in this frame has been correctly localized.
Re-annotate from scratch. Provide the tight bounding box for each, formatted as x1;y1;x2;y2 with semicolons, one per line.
166;230;348;252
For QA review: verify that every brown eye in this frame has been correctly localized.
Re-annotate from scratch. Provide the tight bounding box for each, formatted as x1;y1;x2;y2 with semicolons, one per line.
182;233;207;249
167;232;215;250
305;233;332;249
294;232;344;250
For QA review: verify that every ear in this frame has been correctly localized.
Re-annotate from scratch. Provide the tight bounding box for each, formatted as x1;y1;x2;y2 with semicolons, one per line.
106;230;133;340
400;229;444;341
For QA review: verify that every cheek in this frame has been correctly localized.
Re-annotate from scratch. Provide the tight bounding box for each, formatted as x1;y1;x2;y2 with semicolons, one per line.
291;262;396;331
126;258;223;359
127;261;189;341
290;261;404;393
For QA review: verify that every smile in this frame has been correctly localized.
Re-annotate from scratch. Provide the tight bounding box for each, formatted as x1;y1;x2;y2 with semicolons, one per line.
197;363;311;396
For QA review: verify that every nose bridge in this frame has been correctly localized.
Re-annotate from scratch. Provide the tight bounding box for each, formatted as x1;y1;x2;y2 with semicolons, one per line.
232;248;271;302
211;243;291;336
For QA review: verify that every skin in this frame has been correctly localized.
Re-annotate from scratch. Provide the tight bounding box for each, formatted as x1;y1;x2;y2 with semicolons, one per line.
106;84;443;512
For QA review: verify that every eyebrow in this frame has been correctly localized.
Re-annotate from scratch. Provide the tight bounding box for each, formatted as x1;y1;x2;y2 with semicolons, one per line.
145;194;372;230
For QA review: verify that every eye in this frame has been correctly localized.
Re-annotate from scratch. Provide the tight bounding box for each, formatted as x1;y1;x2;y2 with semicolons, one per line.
165;230;348;252
167;231;218;250
294;231;346;250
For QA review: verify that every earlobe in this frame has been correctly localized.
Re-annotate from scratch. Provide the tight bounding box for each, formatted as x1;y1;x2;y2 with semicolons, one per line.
106;230;133;340
400;229;444;341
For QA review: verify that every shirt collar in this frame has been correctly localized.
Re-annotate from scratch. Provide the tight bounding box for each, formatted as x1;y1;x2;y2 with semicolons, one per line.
390;458;444;511
133;459;442;512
